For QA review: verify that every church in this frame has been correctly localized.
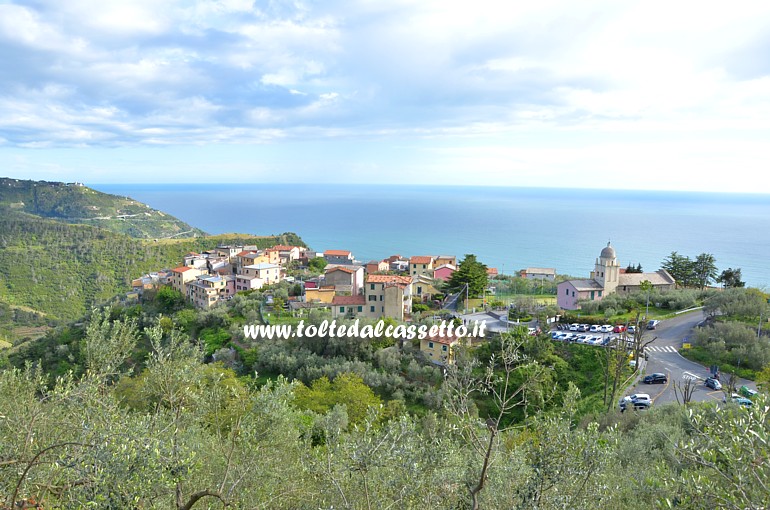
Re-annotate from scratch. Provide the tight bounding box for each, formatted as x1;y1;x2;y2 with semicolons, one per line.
557;242;676;310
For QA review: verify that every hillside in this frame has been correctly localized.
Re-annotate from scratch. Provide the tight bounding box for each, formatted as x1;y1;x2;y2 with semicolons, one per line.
0;211;303;323
0;177;206;239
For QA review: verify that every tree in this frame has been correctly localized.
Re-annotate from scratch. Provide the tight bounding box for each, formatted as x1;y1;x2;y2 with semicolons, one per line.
672;378;696;405
293;373;382;424
662;251;696;288
446;254;488;298
156;286;187;313
639;280;653;318
308;257;327;273
443;332;549;509
625;263;643;273
717;268;745;289
693;253;718;290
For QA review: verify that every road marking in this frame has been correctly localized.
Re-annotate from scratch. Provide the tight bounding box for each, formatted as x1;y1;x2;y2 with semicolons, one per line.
647;345;678;353
683;371;701;381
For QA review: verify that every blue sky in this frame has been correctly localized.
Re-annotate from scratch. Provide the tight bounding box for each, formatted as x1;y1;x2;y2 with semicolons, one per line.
1;0;770;192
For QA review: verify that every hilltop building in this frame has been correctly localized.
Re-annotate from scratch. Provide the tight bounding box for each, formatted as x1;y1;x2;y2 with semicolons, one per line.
557;242;676;310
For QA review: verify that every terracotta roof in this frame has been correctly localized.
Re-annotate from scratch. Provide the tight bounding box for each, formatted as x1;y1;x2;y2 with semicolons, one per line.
236;250;256;257
487;268;498;276
410;256;433;264
367;274;412;285
424;334;462;345
332;295;366;306
272;245;298;251
325;249;352;256
172;266;194;273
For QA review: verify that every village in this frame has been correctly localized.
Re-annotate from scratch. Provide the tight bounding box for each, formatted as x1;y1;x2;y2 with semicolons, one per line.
129;242;677;366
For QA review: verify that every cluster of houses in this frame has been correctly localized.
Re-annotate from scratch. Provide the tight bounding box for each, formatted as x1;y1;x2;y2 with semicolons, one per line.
130;245;472;321
129;241;675;365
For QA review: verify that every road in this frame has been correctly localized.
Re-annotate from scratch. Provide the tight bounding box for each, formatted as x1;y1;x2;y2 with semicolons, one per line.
625;310;757;407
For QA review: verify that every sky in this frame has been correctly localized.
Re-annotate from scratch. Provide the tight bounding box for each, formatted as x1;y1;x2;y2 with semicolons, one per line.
1;0;770;192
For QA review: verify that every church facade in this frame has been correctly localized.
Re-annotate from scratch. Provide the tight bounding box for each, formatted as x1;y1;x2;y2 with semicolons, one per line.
557;243;676;310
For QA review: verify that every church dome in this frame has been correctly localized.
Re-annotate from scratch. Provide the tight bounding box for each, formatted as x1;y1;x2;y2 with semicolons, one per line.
600;242;616;259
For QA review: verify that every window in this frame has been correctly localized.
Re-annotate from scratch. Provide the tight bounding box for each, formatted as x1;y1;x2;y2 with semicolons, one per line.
379;295;383;301
442;345;447;351
422;264;426;269
572;291;575;297
340;307;345;313
590;291;595;300
357;306;363;312
369;295;377;301
370;284;375;290
417;286;422;295
370;306;375;312
598;291;603;297
565;288;569;296
428;342;434;348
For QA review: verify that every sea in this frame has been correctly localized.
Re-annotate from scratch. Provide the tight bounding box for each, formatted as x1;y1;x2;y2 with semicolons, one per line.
91;184;770;290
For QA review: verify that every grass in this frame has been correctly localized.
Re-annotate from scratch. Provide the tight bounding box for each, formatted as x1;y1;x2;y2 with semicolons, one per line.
460;294;557;312
679;345;757;381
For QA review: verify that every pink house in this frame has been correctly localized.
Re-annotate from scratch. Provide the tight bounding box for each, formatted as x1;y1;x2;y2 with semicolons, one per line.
433;264;456;282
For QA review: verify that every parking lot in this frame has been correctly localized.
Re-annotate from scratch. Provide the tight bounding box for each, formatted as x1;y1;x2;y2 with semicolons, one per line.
549;322;639;347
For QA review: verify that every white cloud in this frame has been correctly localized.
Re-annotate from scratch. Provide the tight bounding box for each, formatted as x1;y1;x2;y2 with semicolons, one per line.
1;0;770;191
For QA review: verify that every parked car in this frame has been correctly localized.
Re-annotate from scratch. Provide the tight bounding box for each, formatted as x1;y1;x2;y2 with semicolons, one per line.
740;385;758;398
619;393;652;412
705;377;722;390
647;320;660;330
589;325;600;333
728;395;754;407
600;324;613;333
613;325;626;333
569;323;580;331
643;373;668;384
627;325;636;334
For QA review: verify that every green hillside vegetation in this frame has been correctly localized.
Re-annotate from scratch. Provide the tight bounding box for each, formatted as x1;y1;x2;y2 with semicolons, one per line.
0;177;206;239
0;210;303;326
1;304;768;509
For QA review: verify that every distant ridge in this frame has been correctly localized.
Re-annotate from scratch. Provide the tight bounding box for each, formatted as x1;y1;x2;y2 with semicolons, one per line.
0;177;207;239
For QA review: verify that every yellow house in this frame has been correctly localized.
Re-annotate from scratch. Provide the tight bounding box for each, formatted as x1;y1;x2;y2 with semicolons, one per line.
331;294;366;318
409;256;434;277
434;255;457;268
411;274;439;301
187;275;227;309
170;266;204;294
364;274;412;320
305;287;336;304
420;334;462;366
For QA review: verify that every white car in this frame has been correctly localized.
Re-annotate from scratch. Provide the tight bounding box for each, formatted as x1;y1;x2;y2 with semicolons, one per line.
569;323;580;331
599;324;613;333
589;325;600;332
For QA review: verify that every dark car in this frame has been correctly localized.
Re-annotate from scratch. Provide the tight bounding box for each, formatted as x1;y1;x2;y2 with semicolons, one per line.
643;373;668;384
705;377;722;390
647;320;660;330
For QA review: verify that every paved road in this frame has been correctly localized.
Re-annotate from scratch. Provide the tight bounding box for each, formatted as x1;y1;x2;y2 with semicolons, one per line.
626;310;756;408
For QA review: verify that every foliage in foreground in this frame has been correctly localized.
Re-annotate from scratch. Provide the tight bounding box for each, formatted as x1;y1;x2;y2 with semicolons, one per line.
2;316;770;509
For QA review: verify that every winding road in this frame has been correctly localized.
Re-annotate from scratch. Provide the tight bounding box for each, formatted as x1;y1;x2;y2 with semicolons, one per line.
626;310;756;406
